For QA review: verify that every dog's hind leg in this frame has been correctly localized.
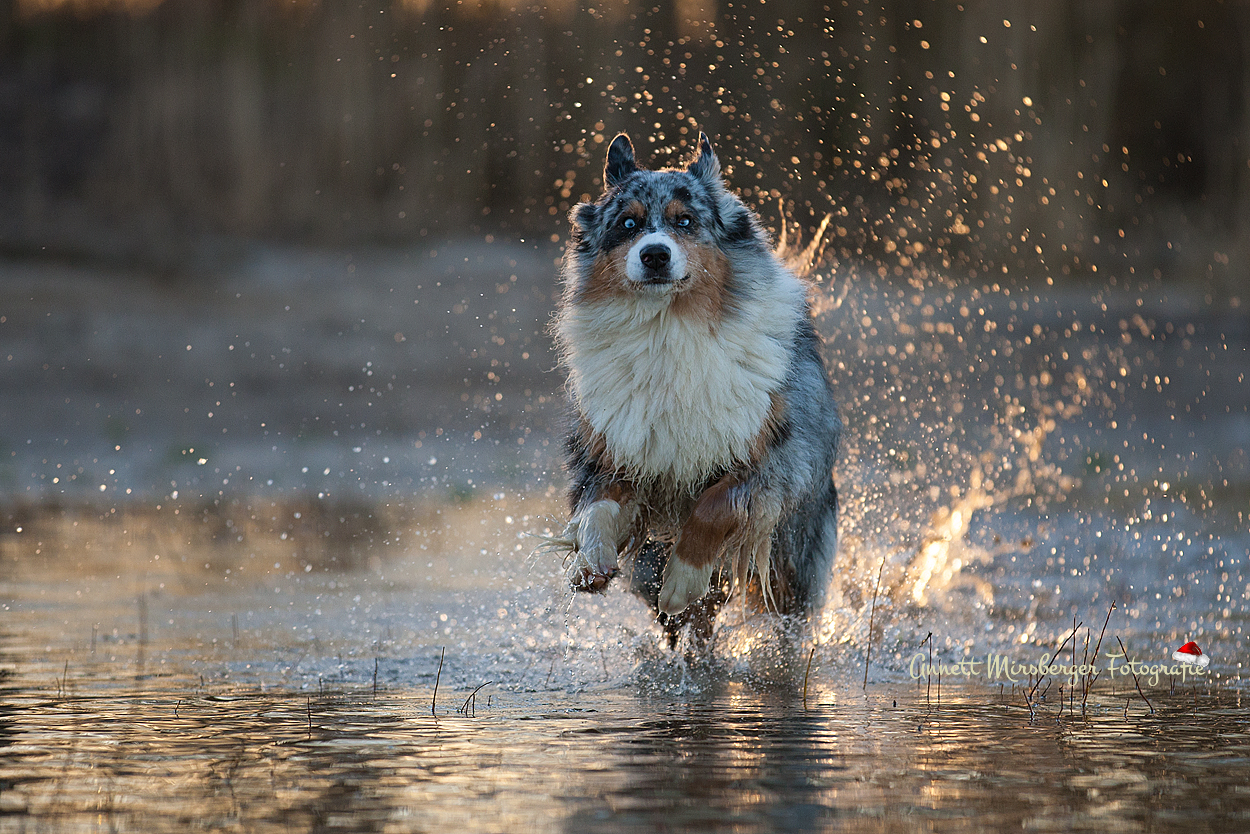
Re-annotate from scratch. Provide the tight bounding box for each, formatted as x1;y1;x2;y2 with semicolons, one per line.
629;540;684;649
631;540;729;650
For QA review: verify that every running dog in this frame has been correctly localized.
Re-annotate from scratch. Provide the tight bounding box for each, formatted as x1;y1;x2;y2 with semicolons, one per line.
551;132;841;646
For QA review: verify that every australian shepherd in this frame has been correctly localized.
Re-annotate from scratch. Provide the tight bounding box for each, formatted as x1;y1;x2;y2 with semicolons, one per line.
551;132;841;647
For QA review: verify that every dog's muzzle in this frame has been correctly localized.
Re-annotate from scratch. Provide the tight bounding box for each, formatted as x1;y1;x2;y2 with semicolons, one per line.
627;232;687;286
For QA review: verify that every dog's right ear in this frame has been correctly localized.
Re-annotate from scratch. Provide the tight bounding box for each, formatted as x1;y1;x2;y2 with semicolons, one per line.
571;201;598;232
604;134;637;188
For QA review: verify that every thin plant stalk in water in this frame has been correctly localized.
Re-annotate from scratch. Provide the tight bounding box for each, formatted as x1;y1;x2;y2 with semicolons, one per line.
1082;603;1115;715
1116;636;1154;715
432;647;445;716
863;551;888;689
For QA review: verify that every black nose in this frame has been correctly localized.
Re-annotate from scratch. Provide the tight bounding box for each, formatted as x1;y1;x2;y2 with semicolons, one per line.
639;244;671;271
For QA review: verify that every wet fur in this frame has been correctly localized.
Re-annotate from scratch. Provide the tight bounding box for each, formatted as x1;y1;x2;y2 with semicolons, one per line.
554;132;841;642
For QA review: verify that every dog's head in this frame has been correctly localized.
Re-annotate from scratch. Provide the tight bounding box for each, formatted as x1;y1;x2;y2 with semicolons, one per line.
565;133;766;310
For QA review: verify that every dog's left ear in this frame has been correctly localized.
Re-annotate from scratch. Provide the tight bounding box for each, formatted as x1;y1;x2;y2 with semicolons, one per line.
687;132;721;183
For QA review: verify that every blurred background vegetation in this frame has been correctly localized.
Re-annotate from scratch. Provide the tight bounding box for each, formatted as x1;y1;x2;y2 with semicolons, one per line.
0;0;1247;291
0;0;1245;623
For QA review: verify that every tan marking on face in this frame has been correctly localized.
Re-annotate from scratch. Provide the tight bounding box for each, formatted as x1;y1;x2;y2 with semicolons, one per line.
668;241;732;321
673;474;747;569
573;201;646;303
575;249;631;304
664;199;689;223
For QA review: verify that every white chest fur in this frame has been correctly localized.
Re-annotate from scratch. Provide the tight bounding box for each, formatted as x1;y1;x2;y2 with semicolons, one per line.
559;275;804;485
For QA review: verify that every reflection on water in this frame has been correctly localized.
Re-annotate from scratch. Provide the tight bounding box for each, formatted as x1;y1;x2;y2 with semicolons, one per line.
2;501;1249;833
2;669;1249;832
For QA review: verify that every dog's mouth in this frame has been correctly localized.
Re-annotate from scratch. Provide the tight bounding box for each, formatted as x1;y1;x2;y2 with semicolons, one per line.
636;271;686;286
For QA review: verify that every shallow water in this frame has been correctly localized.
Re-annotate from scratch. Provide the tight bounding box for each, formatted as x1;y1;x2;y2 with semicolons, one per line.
2;498;1249;833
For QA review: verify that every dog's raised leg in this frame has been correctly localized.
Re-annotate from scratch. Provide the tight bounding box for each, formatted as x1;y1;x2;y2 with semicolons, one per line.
567;499;632;592
658;476;745;615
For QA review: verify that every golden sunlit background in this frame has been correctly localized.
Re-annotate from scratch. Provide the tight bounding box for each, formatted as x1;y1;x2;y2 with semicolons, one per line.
1;0;1247;292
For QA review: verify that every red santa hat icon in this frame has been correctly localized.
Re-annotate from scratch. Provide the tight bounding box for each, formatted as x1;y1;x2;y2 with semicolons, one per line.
1172;641;1210;668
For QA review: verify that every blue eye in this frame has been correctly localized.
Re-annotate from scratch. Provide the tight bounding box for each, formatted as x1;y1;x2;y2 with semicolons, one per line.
622;217;637;229
676;215;693;228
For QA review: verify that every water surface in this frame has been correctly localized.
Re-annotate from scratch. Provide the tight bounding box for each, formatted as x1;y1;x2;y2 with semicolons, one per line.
2;497;1248;833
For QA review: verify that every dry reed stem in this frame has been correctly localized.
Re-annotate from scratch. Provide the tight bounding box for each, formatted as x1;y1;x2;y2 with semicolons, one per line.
919;632;933;707
460;681;495;716
803;646;816;708
863;551;888;689
1071;614;1078;715
1027;622;1081;706
1082;603;1115;715
432;647;445;716
1115;636;1154;715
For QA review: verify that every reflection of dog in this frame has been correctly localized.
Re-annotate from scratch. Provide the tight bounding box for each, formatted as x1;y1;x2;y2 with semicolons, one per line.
552;132;841;646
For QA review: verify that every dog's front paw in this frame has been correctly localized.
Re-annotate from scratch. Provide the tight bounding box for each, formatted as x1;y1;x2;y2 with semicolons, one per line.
658;559;716;614
565;499;626;594
569;551;619;593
